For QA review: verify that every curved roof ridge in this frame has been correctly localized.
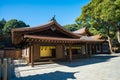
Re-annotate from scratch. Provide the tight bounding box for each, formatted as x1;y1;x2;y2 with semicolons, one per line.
90;34;102;39
12;20;80;38
11;20;54;31
52;20;80;38
11;20;80;44
72;27;87;34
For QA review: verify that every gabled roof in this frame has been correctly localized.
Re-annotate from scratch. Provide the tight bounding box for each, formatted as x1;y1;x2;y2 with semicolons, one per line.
72;27;91;36
11;20;80;44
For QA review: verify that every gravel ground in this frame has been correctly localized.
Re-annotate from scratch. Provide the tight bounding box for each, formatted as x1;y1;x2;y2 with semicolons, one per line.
12;53;120;80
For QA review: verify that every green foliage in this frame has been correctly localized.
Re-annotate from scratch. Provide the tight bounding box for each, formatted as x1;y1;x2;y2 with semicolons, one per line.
76;0;120;38
75;0;120;53
89;26;100;35
0;18;6;36
3;19;29;34
0;18;29;48
63;24;79;31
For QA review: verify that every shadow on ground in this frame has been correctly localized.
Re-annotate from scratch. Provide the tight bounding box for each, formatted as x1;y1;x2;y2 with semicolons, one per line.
12;71;76;80
11;54;119;80
58;55;118;67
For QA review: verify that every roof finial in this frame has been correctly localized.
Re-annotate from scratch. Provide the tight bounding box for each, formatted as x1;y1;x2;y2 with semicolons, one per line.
50;15;56;21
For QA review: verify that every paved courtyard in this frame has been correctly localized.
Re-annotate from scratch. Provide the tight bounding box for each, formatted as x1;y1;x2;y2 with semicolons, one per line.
12;54;120;80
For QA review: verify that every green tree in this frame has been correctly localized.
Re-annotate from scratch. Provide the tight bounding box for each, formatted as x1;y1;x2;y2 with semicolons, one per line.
76;0;120;53
0;19;29;48
63;24;79;31
88;26;100;35
3;19;29;38
0;18;6;37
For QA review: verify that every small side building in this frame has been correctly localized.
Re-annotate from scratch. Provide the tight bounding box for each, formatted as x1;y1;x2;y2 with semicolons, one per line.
73;27;109;54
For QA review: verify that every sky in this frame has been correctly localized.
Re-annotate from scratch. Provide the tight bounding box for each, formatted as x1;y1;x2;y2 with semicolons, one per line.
0;0;90;27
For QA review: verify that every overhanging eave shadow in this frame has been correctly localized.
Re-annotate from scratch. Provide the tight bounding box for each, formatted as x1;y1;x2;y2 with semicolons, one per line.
57;55;118;67
12;71;76;80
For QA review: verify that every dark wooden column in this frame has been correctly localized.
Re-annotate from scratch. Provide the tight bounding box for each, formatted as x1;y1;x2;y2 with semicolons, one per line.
29;45;31;63
101;43;103;53
94;44;96;54
85;43;89;58
92;43;95;54
89;44;92;57
87;43;92;58
69;44;72;62
85;43;87;54
31;45;34;67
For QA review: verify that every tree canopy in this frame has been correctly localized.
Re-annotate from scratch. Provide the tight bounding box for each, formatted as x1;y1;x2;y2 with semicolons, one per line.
76;0;120;35
63;24;79;31
0;18;29;48
0;19;6;36
3;19;29;34
75;0;120;53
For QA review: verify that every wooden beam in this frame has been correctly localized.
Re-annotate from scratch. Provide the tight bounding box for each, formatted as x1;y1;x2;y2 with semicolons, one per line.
41;40;44;42
60;41;62;43
30;39;34;42
57;40;59;43
35;39;38;42
50;40;53;43
48;40;51;43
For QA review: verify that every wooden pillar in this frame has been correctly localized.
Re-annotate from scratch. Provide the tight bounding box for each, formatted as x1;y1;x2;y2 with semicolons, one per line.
85;43;87;57
29;46;31;63
87;43;91;58
89;44;92;57
95;44;98;53
94;44;96;53
69;44;72;62
86;43;90;58
31;45;34;67
92;44;95;54
85;43;87;54
101;43;103;53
